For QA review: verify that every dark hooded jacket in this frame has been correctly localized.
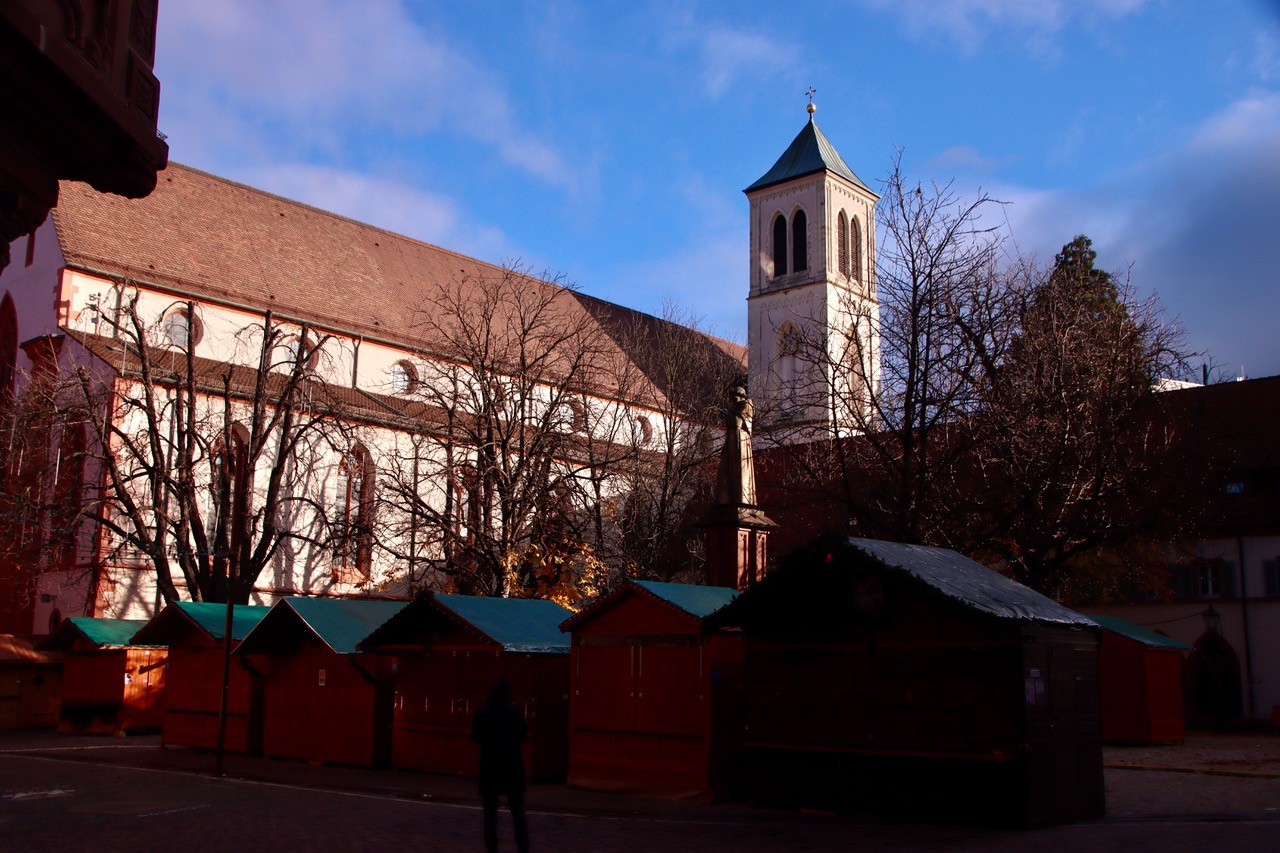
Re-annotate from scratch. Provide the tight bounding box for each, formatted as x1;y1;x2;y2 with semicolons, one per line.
471;676;527;795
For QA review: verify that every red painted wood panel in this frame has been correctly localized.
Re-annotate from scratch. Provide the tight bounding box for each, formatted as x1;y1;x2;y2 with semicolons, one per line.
388;649;569;783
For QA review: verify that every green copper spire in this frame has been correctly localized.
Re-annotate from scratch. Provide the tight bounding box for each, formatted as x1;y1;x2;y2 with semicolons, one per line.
745;105;869;194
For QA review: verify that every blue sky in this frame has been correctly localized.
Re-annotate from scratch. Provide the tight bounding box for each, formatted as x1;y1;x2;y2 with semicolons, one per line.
155;1;1280;377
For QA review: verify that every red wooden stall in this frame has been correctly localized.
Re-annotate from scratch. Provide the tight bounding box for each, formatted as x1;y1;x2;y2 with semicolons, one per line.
132;602;270;753
360;593;571;782
1092;614;1189;744
561;580;743;798
0;634;62;729
235;598;406;767
38;618;166;734
710;536;1104;827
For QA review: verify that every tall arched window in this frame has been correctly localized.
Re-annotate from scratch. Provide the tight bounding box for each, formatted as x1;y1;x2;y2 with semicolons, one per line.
850;216;863;284
447;462;486;567
334;443;374;580
792;209;808;272
50;421;87;571
837;211;850;278
209;424;251;559
771;213;788;277
0;294;18;399
776;324;803;409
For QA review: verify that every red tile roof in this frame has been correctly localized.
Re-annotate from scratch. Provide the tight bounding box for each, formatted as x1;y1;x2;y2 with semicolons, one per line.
51;163;745;403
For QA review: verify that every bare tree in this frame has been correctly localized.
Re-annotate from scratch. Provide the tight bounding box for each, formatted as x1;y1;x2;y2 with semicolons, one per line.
0;347;71;625
762;154;1019;546
584;302;741;581
966;235;1199;600
52;289;345;605
376;264;627;601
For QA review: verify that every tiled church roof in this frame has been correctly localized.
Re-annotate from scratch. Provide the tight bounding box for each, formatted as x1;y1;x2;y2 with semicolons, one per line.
51;163;745;403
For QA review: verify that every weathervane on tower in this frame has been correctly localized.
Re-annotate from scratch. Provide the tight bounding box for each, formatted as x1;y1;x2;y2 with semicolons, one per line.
805;87;817;116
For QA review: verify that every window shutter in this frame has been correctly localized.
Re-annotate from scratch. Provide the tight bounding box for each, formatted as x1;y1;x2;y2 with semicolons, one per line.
1264;558;1279;598
1220;560;1238;598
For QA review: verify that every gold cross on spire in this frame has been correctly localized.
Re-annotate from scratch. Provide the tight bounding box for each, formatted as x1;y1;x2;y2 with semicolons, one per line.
805;86;817;116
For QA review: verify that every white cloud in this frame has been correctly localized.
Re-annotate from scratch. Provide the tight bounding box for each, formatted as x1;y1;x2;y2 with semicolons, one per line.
659;12;799;99
986;92;1280;375
157;0;574;190
925;145;1008;176
865;0;1148;56
699;28;797;98
1187;91;1280;152
603;232;746;344
244;164;514;263
1251;29;1280;82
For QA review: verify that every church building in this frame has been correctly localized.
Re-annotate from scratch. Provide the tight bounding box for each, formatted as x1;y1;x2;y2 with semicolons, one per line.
0;108;877;634
745;102;879;438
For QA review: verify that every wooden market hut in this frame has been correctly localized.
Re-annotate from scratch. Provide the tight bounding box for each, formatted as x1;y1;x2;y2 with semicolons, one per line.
709;536;1104;827
359;593;571;782
38;617;166;734
559;579;743;798
131;602;271;753
0;634;62;729
234;597;406;767
1092;614;1189;745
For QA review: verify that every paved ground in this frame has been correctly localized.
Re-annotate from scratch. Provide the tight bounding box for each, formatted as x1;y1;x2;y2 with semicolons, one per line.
1;731;1277;851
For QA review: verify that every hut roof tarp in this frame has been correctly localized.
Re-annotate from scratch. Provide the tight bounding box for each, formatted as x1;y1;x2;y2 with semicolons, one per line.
361;593;571;654
848;538;1097;626
131;602;271;645
632;580;738;619
436;595;572;653
559;579;737;632
240;598;407;655
38;618;154;650
1090;615;1191;650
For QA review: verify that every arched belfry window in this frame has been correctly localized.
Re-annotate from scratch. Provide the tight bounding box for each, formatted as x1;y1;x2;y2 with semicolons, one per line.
851;216;863;284
837;211;850;278
771;213;788;277
792;209;808;272
334;443;374;579
0;294;18;398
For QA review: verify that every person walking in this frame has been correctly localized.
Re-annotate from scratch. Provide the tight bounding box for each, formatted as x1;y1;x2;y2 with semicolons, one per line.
471;675;529;852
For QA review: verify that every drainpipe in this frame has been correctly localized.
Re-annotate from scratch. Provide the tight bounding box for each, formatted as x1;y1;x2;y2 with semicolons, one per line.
1236;533;1257;723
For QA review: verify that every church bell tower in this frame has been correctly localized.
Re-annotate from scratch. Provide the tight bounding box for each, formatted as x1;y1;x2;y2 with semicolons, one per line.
744;102;879;437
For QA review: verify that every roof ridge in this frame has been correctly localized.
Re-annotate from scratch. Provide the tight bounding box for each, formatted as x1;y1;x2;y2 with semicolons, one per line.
570;290;746;355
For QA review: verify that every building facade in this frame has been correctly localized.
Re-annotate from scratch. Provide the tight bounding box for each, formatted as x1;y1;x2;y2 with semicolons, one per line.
1;111;879;633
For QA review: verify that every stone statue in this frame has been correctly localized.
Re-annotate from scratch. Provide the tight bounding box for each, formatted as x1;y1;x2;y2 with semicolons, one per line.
716;383;757;507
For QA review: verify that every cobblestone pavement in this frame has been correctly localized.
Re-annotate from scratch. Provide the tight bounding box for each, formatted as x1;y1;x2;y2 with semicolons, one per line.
1;731;1277;851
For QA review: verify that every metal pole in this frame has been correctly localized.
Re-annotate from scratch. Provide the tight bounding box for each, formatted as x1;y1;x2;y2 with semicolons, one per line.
1236;533;1257;723
214;554;233;776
